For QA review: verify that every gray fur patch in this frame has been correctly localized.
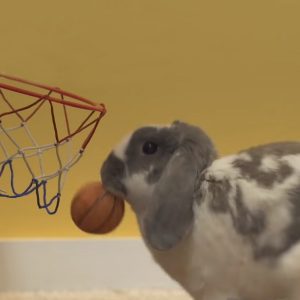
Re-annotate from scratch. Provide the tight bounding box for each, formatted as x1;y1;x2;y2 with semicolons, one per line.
233;142;299;188
254;245;283;260
208;179;231;213
244;141;300;157
124;122;217;185
206;180;266;236
193;170;205;205
147;167;165;184
232;186;266;235
125;126;180;183
143;147;198;250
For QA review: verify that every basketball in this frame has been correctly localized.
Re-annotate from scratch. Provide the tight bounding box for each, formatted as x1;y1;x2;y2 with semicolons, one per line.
71;181;125;234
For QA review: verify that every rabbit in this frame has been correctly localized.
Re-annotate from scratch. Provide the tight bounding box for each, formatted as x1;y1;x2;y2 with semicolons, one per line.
101;121;300;300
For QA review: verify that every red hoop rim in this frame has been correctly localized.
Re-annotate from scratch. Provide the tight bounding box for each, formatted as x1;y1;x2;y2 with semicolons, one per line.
0;74;106;114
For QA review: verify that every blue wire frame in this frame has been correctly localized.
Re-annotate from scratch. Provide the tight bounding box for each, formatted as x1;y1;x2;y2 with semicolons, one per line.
0;160;60;214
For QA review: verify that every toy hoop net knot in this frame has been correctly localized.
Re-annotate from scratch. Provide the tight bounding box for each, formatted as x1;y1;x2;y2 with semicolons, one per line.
0;74;106;214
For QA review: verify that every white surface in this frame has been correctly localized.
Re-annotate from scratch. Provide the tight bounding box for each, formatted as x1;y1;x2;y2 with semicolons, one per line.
0;239;181;292
0;290;190;300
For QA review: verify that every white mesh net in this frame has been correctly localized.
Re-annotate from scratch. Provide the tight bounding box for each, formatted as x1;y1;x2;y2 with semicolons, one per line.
0;74;105;214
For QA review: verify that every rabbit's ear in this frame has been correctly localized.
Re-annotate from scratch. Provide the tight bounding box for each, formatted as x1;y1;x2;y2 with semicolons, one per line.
142;148;198;251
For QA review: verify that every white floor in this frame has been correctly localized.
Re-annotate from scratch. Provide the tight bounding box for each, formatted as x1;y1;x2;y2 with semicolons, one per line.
0;239;191;300
0;290;190;300
0;239;180;292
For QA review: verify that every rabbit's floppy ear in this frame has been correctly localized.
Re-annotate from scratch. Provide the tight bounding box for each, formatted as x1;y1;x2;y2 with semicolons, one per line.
142;147;198;251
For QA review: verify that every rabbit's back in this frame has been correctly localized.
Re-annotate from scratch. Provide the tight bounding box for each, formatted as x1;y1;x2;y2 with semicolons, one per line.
153;142;300;299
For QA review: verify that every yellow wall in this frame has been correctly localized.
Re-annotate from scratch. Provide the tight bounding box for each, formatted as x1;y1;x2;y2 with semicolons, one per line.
1;0;300;238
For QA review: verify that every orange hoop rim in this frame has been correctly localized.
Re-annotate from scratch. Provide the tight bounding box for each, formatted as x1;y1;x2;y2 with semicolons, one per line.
0;73;106;114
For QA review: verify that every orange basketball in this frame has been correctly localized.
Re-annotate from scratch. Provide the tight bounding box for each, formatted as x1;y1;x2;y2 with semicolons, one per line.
71;181;125;234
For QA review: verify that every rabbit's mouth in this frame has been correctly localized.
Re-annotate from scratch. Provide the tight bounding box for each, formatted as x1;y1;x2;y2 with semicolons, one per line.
104;182;127;200
101;152;128;199
101;172;127;200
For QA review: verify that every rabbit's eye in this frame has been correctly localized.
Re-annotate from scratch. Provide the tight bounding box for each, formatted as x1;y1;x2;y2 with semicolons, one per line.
142;141;158;155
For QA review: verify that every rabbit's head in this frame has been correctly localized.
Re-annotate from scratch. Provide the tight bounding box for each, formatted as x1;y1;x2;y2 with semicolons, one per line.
101;121;217;250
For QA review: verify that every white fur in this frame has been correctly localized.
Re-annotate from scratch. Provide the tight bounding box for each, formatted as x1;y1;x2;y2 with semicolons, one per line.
204;154;241;181
279;243;300;284
282;154;300;172
123;172;155;214
259;155;279;172
113;133;132;161
238;152;252;162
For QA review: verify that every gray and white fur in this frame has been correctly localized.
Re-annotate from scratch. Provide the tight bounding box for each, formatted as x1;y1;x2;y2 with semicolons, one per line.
101;121;300;300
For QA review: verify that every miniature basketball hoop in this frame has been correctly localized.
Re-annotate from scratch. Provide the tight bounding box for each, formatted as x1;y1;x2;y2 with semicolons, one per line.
0;74;106;214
